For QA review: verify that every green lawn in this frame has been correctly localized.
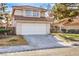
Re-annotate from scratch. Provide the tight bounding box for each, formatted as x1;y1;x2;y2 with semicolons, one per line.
62;34;79;39
52;33;79;42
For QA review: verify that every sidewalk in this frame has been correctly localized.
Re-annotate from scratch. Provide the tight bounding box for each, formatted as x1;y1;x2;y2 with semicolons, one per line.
0;46;79;56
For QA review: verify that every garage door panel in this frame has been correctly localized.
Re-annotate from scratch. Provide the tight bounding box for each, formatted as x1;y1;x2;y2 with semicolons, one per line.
16;23;50;35
22;23;48;35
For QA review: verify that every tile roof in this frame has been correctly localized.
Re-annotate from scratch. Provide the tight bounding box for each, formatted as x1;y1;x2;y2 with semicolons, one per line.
12;5;47;11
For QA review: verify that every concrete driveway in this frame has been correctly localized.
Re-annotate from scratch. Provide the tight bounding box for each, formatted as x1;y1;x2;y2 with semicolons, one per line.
23;35;66;49
0;35;68;53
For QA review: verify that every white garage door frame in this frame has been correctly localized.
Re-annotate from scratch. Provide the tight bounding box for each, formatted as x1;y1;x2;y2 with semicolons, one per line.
16;23;50;35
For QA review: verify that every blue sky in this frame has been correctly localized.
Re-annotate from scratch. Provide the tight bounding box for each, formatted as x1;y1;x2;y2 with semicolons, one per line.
6;3;54;13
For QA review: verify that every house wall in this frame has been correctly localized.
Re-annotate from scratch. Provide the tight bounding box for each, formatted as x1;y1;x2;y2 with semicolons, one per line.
15;20;50;24
16;23;22;35
40;11;45;17
62;26;79;30
14;10;23;16
12;17;16;27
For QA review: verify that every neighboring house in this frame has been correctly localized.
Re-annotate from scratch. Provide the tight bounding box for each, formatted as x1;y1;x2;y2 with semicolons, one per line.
12;6;51;35
67;3;79;10
54;18;79;33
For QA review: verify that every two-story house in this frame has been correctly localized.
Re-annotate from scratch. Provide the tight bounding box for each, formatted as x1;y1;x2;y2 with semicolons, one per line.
12;6;51;35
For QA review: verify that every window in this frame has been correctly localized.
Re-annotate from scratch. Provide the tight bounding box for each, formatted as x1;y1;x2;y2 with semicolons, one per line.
25;11;40;17
33;12;39;17
25;10;32;16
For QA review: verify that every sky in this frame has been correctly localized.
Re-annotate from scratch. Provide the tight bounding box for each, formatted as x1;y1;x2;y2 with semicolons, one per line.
6;3;54;13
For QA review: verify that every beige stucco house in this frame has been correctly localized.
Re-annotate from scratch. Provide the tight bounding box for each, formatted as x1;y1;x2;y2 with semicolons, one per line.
12;6;51;35
54;18;79;32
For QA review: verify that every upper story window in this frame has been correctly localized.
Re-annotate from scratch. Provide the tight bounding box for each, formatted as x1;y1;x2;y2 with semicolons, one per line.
14;10;45;17
25;10;32;16
33;12;40;17
25;10;40;17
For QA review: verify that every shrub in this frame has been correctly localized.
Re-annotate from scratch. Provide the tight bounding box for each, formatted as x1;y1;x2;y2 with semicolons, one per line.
0;29;10;34
68;29;79;34
61;29;66;33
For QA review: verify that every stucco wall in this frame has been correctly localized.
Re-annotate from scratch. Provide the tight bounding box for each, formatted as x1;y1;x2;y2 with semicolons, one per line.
14;10;23;15
62;26;79;30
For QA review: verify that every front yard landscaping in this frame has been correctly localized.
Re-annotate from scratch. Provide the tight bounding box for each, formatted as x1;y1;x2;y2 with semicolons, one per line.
52;33;79;45
0;35;28;46
59;34;79;41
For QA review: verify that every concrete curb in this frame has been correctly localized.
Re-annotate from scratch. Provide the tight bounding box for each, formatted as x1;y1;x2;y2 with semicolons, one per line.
54;36;72;46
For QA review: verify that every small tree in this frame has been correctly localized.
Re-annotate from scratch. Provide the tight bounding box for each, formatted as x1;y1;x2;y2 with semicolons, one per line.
52;3;79;20
50;3;79;33
69;10;78;19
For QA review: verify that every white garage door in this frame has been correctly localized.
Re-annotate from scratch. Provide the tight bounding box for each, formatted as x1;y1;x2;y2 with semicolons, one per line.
16;23;50;35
